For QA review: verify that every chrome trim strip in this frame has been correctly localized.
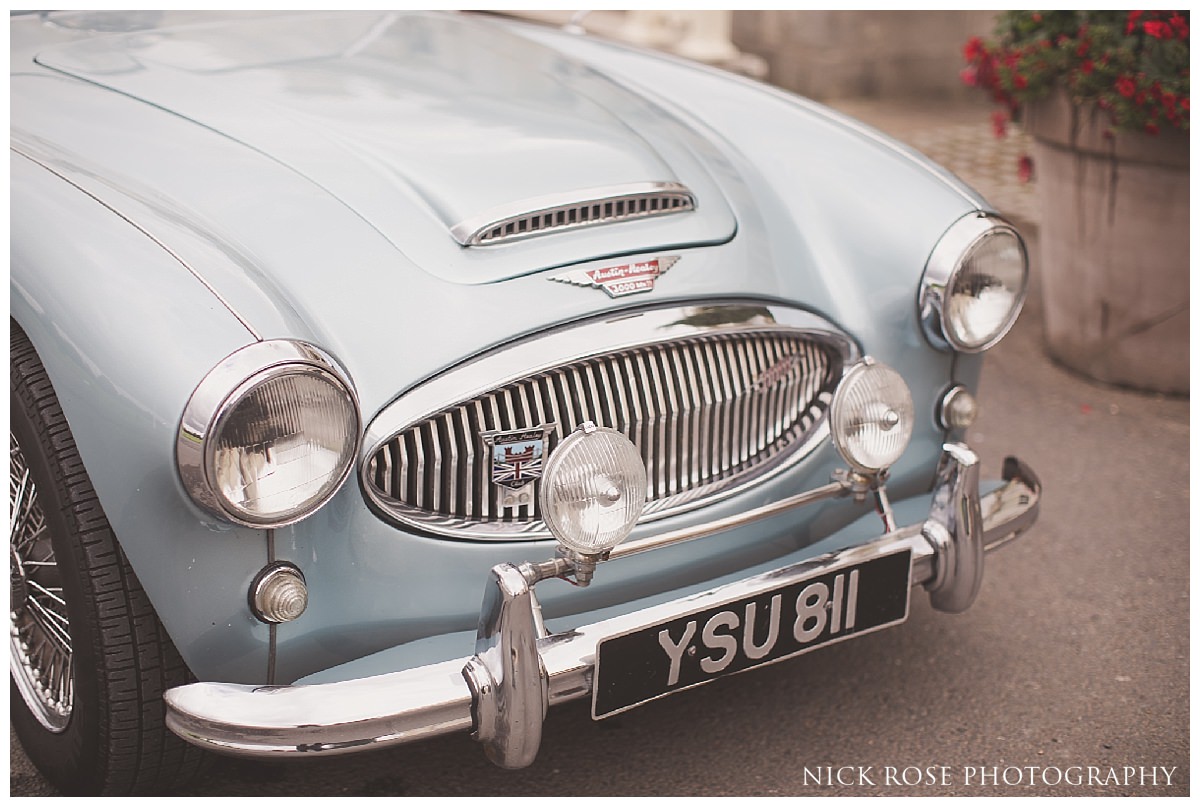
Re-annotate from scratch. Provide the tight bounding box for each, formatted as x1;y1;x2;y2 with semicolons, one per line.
163;449;1041;760
449;181;696;246
177;340;362;528
10;146;262;341
918;212;1030;353
360;302;859;540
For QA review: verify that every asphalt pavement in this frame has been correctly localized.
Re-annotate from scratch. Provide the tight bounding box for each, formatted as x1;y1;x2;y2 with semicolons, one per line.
10;98;1189;796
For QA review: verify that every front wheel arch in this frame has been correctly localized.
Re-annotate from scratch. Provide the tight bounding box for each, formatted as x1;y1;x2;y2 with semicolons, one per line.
10;319;208;795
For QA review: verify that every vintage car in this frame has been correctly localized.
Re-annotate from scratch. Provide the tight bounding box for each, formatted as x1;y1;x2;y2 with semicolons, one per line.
10;10;1041;795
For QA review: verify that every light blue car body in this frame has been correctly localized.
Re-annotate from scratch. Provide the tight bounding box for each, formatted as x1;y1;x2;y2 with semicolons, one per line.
11;10;993;688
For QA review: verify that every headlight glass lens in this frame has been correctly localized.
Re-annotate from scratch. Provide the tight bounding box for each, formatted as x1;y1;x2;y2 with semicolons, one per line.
943;229;1027;351
831;360;914;473
540;425;647;557
209;367;358;525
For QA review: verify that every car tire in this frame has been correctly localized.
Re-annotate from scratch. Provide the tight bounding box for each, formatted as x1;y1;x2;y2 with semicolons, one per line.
9;321;209;795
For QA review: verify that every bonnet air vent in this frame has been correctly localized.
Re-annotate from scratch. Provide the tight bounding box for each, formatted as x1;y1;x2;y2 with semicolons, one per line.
450;182;696;247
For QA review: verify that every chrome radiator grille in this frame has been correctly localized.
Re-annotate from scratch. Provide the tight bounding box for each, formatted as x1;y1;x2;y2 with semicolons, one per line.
364;327;845;538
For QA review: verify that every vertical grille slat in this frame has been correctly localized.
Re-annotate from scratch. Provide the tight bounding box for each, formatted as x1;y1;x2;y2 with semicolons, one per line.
726;339;751;468
618;353;645;457
692;341;717;484
707;338;733;477
473;400;491;521
456;406;474;519
368;331;845;536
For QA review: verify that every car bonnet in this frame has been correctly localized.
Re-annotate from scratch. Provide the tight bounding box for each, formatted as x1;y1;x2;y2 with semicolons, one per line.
30;11;737;285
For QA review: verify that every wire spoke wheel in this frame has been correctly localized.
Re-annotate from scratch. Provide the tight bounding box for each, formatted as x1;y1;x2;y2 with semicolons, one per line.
10;432;73;731
10;322;208;795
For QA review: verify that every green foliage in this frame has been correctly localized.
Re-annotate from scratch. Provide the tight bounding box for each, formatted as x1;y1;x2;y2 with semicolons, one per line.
962;10;1189;134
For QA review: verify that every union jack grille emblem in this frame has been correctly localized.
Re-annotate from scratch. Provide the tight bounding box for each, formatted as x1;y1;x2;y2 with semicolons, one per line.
482;426;554;493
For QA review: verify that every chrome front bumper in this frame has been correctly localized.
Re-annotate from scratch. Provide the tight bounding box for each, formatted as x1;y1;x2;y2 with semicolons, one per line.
164;444;1040;767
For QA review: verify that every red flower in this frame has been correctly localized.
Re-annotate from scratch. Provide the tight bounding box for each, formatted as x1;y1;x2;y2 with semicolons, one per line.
1126;11;1144;35
1162;91;1177;110
963;36;985;62
991;110;1008;138
1135;90;1147;106
1182;98;1190;112
1076;39;1090;57
1081;59;1095;74
1032;12;1042;22
1017;155;1034;184
1144;20;1173;39
1116;75;1138;98
1145;121;1160;135
960;66;979;87
1170;14;1189;38
1013;73;1029;90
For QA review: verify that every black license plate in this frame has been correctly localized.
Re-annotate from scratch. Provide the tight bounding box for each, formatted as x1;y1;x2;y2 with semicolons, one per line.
592;549;911;719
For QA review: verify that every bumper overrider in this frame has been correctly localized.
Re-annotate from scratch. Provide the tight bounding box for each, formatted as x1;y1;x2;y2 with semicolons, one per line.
164;444;1040;768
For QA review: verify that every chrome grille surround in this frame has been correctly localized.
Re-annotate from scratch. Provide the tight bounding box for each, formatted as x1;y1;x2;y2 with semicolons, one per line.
361;302;858;541
449;182;696;247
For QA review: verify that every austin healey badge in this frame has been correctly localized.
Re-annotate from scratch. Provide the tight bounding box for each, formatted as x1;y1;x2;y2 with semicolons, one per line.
482;425;555;508
550;256;680;298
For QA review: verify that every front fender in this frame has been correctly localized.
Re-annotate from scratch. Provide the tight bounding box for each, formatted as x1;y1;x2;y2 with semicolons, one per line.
10;150;272;683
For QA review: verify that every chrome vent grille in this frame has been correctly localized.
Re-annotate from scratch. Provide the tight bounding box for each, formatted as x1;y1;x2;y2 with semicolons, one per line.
365;329;844;539
451;182;696;246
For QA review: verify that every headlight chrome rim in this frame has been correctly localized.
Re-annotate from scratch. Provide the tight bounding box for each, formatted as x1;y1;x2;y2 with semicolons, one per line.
919;212;1029;353
177;340;361;528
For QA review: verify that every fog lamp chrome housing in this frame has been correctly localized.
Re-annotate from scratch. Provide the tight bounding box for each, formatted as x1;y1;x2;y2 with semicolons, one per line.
830;358;914;474
539;422;647;559
177;340;361;528
920;212;1029;352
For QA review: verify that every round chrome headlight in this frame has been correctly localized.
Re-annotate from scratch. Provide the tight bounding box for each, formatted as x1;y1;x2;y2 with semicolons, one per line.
539;423;647;558
830;359;914;474
920;213;1029;352
178;341;361;528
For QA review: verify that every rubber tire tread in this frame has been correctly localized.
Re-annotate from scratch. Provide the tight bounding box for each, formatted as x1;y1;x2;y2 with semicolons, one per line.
10;320;208;795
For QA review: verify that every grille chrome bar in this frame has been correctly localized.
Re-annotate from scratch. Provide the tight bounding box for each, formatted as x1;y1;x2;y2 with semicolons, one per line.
363;303;857;541
449;182;696;247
